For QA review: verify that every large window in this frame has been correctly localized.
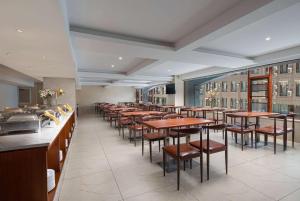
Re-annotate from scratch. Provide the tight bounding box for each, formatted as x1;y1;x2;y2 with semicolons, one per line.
230;98;237;108
279;81;288;96
221;98;227;108
240;81;247;92
296;81;300;97
296;63;300;73
221;82;227;92
239;99;247;110
231;81;237;92
279;64;288;74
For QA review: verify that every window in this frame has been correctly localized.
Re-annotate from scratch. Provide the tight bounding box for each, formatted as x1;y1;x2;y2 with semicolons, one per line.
239;99;247;110
231;81;237;92
221;82;227;92
230;98;237;109
279;64;288;74
240;81;247;92
279;81;288;96
296;63;300;73
205;99;210;107
221;98;227;108
296;81;300;97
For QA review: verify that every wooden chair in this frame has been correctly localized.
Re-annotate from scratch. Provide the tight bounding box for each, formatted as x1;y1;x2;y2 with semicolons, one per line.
226;114;254;151
255;113;295;154
141;115;166;162
190;124;228;180
163;127;203;190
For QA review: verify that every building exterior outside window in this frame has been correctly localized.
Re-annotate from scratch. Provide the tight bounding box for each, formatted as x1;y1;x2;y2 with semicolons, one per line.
296;81;300;96
280;64;288;74
196;59;300;117
221;82;227;92
231;81;237;92
279;81;288;96
240;81;247;92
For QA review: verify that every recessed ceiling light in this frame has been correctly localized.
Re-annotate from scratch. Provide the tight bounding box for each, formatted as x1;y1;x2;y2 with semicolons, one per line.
111;64;115;68
42;56;46;60
265;36;271;41
16;28;24;33
118;56;123;60
168;69;171;72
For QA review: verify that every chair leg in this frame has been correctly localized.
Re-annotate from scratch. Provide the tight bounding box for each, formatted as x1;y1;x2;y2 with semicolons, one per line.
255;132;257;149
207;152;210;180
173;138;175;145
241;134;244;151
163;150;166;176
177;158;180;190
292;130;295;148
149;141;152;162
264;134;268;145
142;137;144;156
225;129;228;174
134;130;136;146
183;160;186;171
159;140;161;152
251;132;253;148
235;133;237;143
274;135;276;154
190;159;192;169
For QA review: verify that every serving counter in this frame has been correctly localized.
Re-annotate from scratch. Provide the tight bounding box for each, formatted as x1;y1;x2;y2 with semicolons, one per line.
0;111;76;201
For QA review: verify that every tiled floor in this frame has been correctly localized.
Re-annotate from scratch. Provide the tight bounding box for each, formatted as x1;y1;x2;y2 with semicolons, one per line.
59;113;300;201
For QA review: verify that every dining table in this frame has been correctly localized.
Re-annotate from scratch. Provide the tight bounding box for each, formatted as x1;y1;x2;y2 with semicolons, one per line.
226;111;277;145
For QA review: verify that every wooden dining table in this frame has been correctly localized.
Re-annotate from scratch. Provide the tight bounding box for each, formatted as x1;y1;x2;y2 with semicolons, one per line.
227;111;277;145
143;118;214;190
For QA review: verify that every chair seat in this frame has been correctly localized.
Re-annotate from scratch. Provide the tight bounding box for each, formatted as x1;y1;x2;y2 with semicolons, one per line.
202;123;227;130
190;140;226;154
163;144;200;160
119;119;132;125
144;132;167;140
227;126;253;133
255;126;293;135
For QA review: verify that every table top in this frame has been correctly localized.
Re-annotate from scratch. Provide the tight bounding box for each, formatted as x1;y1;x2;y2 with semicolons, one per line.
143;118;214;129
109;107;137;111
121;111;163;117
192;107;225;112
228;111;276;117
158;105;182;109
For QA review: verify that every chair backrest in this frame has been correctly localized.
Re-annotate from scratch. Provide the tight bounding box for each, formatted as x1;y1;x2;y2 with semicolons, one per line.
163;113;183;119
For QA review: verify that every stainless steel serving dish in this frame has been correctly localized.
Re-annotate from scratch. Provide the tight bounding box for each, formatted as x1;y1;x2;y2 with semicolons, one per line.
0;114;40;135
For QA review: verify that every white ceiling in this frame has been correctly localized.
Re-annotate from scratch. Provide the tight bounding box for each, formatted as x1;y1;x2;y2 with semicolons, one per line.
0;0;76;80
1;0;300;88
67;0;241;43
198;2;300;57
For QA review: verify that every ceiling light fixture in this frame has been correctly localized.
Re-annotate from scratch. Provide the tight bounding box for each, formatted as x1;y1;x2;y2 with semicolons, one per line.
118;56;123;60
265;36;271;41
42;56;46;60
168;69;171;72
111;64;115;68
16;28;24;33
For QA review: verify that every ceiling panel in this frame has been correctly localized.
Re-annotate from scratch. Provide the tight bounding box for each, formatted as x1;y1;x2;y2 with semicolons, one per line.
197;2;300;57
66;0;241;43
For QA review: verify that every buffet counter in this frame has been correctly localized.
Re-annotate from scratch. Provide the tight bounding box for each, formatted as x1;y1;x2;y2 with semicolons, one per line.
0;111;76;201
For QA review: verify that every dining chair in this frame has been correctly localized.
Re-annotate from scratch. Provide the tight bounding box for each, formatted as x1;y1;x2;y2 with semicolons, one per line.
141;115;166;162
255;113;295;154
226;114;254;151
190;123;228;180
163;127;203;190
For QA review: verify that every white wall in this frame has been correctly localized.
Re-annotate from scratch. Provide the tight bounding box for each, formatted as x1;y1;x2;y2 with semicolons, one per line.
43;78;76;108
0;82;18;110
76;86;136;113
